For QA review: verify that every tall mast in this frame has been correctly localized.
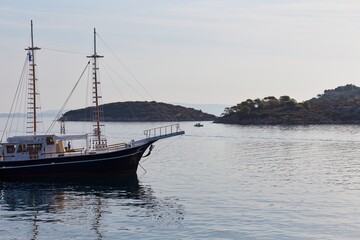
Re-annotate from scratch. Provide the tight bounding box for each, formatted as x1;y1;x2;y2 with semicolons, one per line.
87;28;103;143
25;20;41;135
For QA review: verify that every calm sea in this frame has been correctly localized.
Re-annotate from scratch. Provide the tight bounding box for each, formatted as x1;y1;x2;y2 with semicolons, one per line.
1;119;360;239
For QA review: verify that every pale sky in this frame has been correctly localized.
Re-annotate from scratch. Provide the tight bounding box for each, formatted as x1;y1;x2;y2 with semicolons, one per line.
1;0;360;113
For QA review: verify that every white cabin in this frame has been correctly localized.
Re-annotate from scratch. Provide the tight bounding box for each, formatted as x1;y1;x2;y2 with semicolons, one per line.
0;134;113;161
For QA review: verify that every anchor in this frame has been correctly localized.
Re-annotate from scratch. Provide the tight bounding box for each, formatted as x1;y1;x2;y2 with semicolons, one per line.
142;144;155;158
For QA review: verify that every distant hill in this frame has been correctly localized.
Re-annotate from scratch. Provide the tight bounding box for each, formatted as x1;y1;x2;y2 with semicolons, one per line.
62;101;216;122
215;84;360;125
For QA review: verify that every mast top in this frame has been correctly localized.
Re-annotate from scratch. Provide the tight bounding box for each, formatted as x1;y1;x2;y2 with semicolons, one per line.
87;27;103;59
25;20;41;51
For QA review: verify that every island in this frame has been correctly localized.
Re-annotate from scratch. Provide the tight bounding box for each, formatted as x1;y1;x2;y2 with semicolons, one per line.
61;101;216;122
215;84;360;125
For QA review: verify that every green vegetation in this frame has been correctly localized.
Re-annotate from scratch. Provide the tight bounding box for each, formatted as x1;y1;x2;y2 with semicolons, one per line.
215;84;360;125
62;101;216;122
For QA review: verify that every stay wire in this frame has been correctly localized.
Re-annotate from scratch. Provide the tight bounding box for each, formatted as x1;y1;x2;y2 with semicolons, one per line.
96;33;154;100
83;62;91;133
46;61;90;134
1;56;29;142
42;47;87;56
96;34;175;121
12;62;27;136
101;62;139;121
102;61;147;101
103;59;174;121
102;61;174;122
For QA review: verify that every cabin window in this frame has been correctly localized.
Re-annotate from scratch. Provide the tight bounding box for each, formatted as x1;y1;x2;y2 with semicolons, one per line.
46;136;55;145
28;144;42;152
28;144;42;159
6;145;15;154
17;144;28;153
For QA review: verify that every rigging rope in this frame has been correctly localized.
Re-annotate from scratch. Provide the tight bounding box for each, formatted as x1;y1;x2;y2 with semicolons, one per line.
101;61;147;100
12;60;27;136
1;56;29;142
96;34;154;100
96;34;175;121
42;47;87;55
101;63;139;121
83;62;91;133
101;61;174;121
46;61;90;134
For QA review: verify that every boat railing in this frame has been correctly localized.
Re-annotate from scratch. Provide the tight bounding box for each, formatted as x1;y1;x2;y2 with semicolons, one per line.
144;124;182;139
108;143;128;150
42;148;85;157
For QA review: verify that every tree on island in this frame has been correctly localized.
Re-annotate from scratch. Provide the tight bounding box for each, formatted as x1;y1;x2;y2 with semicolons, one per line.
216;84;360;125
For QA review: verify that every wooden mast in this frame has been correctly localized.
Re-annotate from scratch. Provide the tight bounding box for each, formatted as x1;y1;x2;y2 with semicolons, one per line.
87;28;103;143
25;20;41;135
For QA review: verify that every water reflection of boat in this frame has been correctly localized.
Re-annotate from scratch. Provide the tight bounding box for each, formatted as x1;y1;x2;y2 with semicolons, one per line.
0;176;139;211
0;176;185;239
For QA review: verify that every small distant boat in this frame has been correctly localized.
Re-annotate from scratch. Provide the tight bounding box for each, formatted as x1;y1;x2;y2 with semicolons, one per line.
194;123;203;127
0;21;185;180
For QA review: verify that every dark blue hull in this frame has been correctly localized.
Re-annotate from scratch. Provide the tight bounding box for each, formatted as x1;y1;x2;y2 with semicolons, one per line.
0;141;154;180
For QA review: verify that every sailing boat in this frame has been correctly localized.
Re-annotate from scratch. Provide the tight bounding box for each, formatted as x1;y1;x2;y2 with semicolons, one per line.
0;21;184;179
